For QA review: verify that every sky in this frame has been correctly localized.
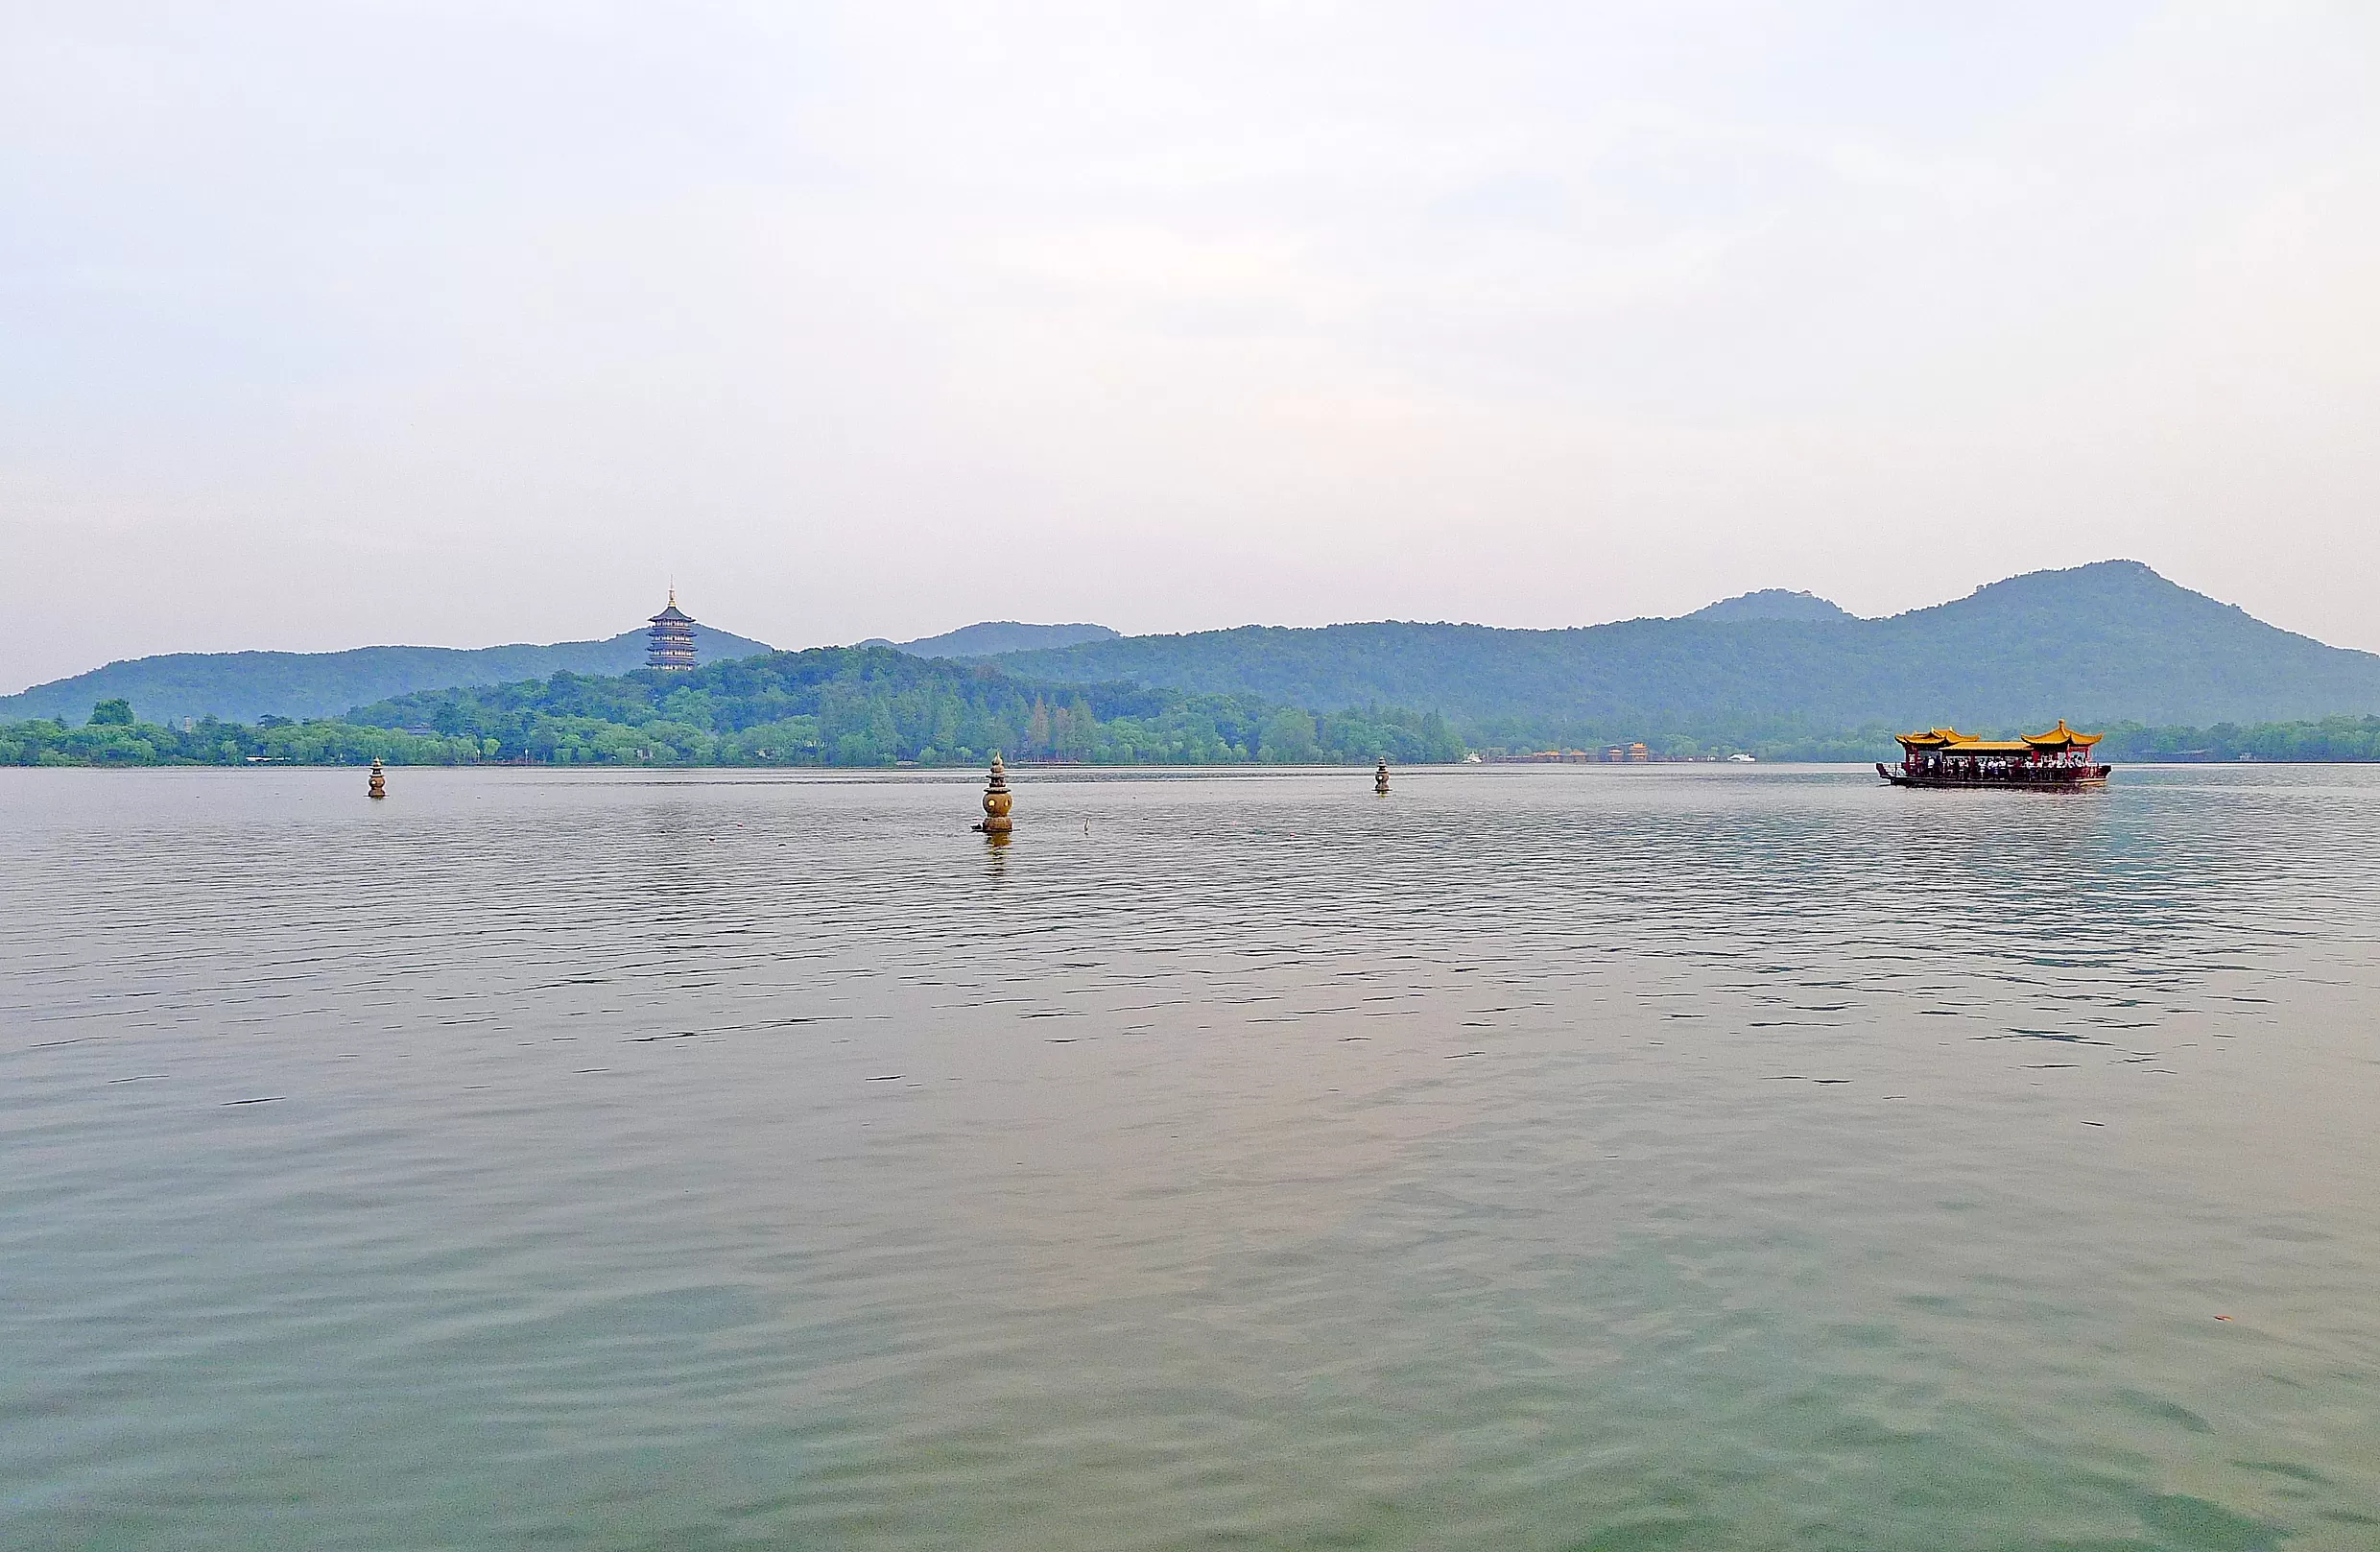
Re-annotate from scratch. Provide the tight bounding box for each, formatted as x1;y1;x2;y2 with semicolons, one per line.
5;2;2378;692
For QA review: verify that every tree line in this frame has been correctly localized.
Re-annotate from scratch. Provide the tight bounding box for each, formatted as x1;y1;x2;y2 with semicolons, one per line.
8;663;2379;768
2094;716;2380;763
0;651;1466;767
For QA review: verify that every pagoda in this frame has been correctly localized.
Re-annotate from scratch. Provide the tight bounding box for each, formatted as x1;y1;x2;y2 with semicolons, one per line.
647;588;698;672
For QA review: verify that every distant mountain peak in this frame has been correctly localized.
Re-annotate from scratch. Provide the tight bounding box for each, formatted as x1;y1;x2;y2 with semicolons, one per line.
892;621;1120;658
983;559;2380;728
1970;557;2157;591
1910;559;2262;625
1683;589;1856;623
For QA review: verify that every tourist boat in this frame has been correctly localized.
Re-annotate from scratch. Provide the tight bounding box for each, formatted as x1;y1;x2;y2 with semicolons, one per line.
1877;721;2110;790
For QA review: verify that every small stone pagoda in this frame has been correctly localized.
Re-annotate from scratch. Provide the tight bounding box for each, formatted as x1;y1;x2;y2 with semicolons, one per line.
977;752;1013;836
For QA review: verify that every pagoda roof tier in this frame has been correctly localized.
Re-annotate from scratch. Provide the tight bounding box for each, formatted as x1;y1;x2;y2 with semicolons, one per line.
1897;721;2103;753
650;606;694;624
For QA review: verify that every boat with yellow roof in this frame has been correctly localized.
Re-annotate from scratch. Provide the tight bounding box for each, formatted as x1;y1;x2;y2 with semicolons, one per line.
1878;721;2109;790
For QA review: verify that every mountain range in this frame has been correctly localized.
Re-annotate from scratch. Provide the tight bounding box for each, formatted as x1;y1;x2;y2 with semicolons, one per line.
0;625;774;728
10;561;2379;737
0;619;1129;727
989;561;2380;736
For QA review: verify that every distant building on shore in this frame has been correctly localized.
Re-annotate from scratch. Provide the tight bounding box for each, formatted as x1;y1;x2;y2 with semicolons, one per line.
1482;742;1710;765
648;589;698;672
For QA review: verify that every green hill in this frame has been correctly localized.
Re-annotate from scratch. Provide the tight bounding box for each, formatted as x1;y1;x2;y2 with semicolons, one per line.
334;647;1462;765
0;624;774;728
991;561;2380;742
1683;589;1858;623
868;621;1121;657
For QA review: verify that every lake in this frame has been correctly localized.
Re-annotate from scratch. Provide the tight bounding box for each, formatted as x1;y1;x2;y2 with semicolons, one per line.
4;764;2377;1550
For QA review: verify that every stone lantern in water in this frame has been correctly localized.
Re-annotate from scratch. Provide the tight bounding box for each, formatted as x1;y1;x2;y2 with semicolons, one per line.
368;758;387;800
977;752;1013;836
1374;755;1391;796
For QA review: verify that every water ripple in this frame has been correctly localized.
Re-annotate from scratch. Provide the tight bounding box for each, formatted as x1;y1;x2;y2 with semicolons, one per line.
2;764;2377;1548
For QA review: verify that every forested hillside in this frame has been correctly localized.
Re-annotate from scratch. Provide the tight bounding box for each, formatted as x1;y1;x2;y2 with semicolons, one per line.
995;562;2380;738
880;621;1120;657
11;665;2379;768
0;624;775;727
336;647;1464;766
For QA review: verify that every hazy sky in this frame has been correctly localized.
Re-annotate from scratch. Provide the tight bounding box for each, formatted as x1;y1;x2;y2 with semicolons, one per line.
6;2;2378;690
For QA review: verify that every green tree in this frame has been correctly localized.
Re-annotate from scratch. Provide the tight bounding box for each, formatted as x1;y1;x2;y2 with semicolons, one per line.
1261;707;1320;762
88;699;133;726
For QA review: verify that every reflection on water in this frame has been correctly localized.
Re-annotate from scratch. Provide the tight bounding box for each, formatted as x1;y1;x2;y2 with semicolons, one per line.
4;765;2378;1550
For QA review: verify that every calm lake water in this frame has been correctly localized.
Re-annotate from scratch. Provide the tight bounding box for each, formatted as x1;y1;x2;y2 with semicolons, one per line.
4;764;2378;1550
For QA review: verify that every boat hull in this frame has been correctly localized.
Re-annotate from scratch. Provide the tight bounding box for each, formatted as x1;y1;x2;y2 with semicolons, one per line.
1877;763;2109;791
